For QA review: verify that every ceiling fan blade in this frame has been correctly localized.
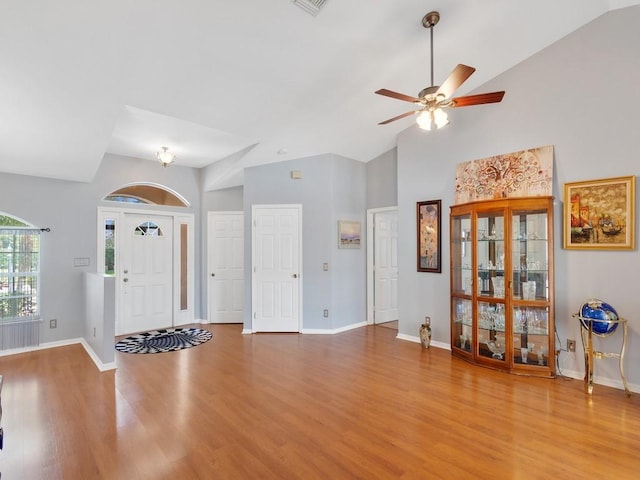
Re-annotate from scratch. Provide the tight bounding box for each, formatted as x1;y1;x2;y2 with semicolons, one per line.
450;91;505;108
435;64;476;99
378;110;416;125
375;89;420;103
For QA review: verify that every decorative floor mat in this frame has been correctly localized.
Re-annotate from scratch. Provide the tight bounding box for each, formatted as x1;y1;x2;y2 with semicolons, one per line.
115;327;213;354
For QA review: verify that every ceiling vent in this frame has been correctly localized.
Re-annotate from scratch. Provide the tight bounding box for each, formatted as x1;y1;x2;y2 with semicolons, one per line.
292;0;329;17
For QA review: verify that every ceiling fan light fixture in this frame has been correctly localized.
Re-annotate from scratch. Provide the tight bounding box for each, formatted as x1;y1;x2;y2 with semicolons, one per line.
416;108;449;131
416;110;433;131
375;11;505;129
157;146;176;168
433;107;449;129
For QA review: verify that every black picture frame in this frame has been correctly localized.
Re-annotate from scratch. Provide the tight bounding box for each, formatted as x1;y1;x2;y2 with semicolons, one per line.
417;199;442;273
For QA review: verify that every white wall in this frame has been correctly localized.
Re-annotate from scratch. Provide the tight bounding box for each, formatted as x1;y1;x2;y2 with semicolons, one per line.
396;6;640;389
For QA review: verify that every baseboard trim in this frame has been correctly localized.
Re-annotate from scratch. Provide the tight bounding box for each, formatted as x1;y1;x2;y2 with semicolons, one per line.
396;333;450;351
0;338;117;372
302;321;367;335
79;339;117;372
0;337;83;357
393;337;638;394
560;368;639;394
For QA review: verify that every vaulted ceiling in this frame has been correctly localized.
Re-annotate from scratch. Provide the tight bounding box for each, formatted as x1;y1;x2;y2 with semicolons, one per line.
1;1;638;189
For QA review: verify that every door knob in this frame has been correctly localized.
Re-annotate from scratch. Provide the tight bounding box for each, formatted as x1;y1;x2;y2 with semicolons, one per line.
123;278;129;282
292;273;298;278
211;273;215;277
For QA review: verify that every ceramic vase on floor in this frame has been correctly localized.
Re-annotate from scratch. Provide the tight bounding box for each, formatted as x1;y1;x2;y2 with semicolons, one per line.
420;317;432;349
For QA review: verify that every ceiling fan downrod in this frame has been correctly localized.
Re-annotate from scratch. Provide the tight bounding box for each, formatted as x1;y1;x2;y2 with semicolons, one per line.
422;11;440;88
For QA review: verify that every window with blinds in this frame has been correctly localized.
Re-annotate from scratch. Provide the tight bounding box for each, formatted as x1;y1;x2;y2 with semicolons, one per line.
0;215;40;323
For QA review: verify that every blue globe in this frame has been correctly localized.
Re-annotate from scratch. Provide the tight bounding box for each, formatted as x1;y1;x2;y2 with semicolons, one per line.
579;299;619;335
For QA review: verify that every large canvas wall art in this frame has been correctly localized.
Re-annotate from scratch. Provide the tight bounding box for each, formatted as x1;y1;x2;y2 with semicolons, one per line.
454;145;553;204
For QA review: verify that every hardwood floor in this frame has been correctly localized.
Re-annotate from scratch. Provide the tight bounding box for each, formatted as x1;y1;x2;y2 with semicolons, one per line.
1;323;639;479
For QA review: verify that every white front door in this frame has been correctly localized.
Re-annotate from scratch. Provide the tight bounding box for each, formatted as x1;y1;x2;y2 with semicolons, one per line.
252;205;301;332
120;214;174;334
374;210;399;323
208;211;244;323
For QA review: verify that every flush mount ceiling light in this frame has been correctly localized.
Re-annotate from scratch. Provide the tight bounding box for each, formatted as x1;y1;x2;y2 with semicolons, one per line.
375;11;505;131
156;147;176;168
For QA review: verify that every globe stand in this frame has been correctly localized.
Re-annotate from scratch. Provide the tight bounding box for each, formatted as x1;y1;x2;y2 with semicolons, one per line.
573;314;630;397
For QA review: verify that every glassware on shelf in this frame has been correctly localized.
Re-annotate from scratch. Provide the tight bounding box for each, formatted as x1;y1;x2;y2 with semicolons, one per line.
491;277;505;298
521;281;536;300
487;338;505;359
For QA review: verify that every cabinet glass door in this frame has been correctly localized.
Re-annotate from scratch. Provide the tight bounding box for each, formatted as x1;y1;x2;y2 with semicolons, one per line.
453;298;473;352
477;212;506;299
451;214;472;296
478;301;506;362
511;209;550;366
511;210;549;301
451;213;473;352
513;306;550;365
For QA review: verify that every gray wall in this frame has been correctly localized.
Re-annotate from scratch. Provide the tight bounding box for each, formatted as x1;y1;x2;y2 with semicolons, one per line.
243;154;366;331
0;153;203;343
367;147;398;209
396;6;640;388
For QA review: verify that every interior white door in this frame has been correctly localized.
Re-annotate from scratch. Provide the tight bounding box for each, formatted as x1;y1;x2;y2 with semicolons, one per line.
374;211;399;323
120;214;173;335
208;211;244;323
252;205;301;332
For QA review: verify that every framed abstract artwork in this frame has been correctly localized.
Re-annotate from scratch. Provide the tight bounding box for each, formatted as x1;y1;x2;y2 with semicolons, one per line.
417;200;442;272
563;176;635;250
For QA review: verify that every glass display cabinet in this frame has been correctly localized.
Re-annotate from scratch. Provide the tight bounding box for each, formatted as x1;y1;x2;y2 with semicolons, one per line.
450;197;555;377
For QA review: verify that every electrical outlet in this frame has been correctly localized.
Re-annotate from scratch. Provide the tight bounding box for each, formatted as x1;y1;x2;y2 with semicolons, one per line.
323;309;329;318
567;339;576;352
50;319;57;329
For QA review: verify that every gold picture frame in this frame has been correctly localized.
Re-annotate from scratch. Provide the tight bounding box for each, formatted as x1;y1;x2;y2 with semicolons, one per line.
563;176;635;250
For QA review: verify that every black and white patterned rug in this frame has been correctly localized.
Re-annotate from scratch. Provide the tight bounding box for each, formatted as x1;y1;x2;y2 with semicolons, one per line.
115;327;213;354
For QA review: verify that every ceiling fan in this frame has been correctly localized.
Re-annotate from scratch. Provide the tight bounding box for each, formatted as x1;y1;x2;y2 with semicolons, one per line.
375;11;505;130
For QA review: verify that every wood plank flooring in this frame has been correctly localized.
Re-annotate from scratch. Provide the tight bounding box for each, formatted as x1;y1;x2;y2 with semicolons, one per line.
1;323;639;479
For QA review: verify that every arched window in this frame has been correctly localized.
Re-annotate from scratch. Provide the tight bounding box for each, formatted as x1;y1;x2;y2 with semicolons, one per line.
0;214;41;323
103;183;189;207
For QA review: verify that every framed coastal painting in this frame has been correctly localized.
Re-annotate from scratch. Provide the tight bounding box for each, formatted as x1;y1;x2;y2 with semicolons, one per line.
563;176;635;250
338;220;361;249
417;200;441;272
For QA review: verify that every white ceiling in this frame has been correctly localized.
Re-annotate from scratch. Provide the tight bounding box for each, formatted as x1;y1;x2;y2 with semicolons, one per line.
1;0;638;189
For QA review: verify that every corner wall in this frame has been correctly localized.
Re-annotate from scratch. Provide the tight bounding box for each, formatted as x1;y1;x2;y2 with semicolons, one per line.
0;153;203;343
396;6;640;389
243;154;366;332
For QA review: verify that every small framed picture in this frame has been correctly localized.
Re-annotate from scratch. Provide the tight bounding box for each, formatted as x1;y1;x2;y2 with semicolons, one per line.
338;220;361;249
563;176;635;250
417;200;442;272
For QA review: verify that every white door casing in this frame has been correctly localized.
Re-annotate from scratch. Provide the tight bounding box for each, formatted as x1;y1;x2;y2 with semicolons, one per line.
207;211;244;323
373;210;399;323
366;207;399;325
121;214;174;335
252;205;302;332
97;207;195;336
